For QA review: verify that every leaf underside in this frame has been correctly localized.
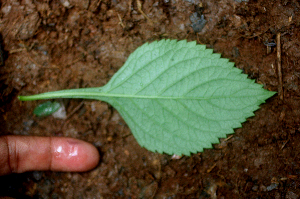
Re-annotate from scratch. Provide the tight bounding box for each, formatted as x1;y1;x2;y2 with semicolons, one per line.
19;39;276;155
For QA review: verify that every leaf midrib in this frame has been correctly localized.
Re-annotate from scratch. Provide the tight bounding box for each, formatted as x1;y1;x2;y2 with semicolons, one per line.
31;91;265;100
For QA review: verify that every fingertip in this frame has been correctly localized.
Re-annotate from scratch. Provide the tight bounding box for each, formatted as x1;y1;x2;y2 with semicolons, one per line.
51;137;100;172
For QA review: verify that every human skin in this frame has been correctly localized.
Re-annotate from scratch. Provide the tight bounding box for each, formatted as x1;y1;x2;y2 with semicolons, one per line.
0;135;100;176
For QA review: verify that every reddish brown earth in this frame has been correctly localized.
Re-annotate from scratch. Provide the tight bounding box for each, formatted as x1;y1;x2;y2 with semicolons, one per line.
1;0;300;198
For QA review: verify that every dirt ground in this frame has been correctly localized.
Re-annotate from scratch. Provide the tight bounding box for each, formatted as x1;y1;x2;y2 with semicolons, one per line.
1;0;300;198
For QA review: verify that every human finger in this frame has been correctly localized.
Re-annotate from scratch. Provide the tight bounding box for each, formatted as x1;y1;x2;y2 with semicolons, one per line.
0;135;100;175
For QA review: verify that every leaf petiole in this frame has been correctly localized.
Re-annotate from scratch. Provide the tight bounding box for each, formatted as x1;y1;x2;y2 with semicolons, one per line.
18;87;104;101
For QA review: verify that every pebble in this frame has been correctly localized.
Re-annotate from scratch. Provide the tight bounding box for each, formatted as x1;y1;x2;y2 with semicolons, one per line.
52;103;67;119
266;183;278;191
60;0;71;8
189;13;207;32
1;5;12;16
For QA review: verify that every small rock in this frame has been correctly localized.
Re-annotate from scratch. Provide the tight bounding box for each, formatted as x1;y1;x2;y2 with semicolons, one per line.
1;5;12;16
266;183;278;191
111;111;121;122
207;182;218;199
190;13;207;33
52;103;67;119
60;0;72;8
171;154;182;159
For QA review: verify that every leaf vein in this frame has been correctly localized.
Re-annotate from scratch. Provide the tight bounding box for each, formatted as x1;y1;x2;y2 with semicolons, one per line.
128;98;200;145
154;99;221;134
107;44;177;92
111;98;179;151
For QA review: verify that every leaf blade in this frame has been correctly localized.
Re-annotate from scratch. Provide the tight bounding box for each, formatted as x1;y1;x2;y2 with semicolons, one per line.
102;39;275;155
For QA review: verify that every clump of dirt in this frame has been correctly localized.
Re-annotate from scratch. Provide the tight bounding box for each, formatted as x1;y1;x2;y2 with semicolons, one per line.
1;0;300;198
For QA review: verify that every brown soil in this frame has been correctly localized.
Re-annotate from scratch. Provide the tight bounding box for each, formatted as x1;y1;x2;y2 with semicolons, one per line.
1;0;300;198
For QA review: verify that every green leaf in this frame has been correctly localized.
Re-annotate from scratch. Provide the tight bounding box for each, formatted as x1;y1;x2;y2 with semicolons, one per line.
19;39;276;155
33;101;61;117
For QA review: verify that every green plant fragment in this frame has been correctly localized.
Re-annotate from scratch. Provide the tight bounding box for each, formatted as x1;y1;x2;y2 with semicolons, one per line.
19;39;276;155
33;101;61;117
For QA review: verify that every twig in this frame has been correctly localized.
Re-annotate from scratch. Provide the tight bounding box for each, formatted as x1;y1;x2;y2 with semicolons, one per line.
136;0;153;25
62;101;85;129
223;135;234;142
280;139;289;150
207;163;217;173
117;13;125;28
277;33;283;100
9;48;26;54
66;101;85;120
96;0;102;7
